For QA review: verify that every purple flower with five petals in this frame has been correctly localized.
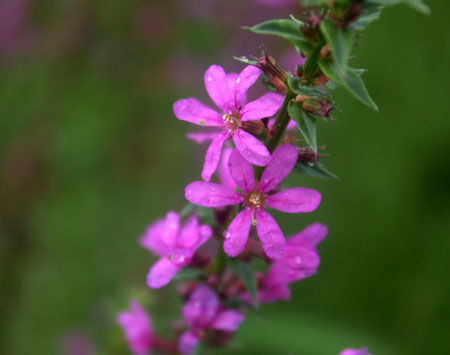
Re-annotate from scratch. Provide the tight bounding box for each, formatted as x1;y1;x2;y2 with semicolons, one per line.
117;299;153;354
173;64;284;181
179;285;244;355
248;223;328;303
185;144;321;260
140;212;212;289
340;347;372;355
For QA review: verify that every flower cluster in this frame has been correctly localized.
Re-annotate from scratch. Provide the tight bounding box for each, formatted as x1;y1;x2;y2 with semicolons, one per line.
115;0;427;353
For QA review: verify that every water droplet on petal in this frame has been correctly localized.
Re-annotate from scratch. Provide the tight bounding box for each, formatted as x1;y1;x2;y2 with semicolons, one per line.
206;75;213;82
169;252;186;265
236;77;240;84
223;231;231;239
295;256;302;265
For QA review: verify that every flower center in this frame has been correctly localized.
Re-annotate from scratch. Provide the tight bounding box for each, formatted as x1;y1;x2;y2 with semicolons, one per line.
244;190;266;209
222;112;241;131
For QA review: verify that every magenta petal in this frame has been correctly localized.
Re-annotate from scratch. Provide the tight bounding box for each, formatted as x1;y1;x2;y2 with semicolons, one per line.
211;310;245;331
173;98;223;126
185;181;242;207
259;144;298;193
177;216;199;250
255;209;286;260
339;348;371;355
288;223;328;248
162;211;180;247
201;130;230;181
117;299;153;353
204;65;232;113
183;285;219;328
278;246;320;277
139;219;171;257
218;147;237;190
147;257;181;289
223;208;252;257
228;149;255;193
257;283;291;303
241;92;284;121
233;65;261;107
227;73;247;108
186;132;218;144
233;129;271;166
266;187;321;213
178;331;199;355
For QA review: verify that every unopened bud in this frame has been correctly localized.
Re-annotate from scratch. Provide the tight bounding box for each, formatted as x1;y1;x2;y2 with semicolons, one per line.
295;95;333;118
256;52;288;94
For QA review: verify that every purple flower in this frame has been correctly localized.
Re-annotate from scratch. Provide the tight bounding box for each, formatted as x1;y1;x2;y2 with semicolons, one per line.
140;212;212;288
173;64;284;181
117;299;153;354
179;285;244;354
254;223;328;303
185;144;321;260
340;347;372;355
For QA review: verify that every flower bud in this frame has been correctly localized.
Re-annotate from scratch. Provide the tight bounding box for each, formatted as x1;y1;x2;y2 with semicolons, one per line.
241;119;265;135
256;53;288;94
294;95;333;118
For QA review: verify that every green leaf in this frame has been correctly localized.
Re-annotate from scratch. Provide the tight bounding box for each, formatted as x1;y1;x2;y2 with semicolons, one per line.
288;101;318;152
173;268;207;281
318;61;378;111
352;4;383;31
368;0;430;15
301;0;329;5
288;77;330;98
233;56;258;65
295;162;339;180
229;259;259;308
244;19;311;51
320;20;354;79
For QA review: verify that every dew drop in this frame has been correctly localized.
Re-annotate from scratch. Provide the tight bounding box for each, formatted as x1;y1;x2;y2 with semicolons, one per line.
236;77;240;84
169;252;185;265
206;75;213;82
223;231;231;239
295;256;302;265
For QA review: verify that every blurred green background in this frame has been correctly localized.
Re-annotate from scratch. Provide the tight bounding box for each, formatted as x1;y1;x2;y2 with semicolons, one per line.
1;0;449;354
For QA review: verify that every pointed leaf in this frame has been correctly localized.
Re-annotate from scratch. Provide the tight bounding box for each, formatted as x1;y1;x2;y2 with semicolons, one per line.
295;162;339;180
244;19;311;51
319;61;378;111
233;56;259;66
288;101;318;152
173;268;207;282
320;20;354;78
368;0;430;15
288;77;330;98
229;258;259;308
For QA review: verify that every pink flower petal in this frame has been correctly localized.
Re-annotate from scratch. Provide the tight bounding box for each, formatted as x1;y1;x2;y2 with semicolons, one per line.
177;215;199;250
223;208;253;257
266;187;321;213
241;92;284;121
233;65;261;107
201;130;230;181
178;331;199;355
186;131;218;144
117;299;153;353
339;347;371;355
228;149;255;193
227;72;247;108
163;211;180;247
139;219;171;257
204;65;232;113
211;310;245;331
278;246;320;278
147;257;181;289
233;129;271;166
259;144;298;193
257;283;291;303
185;181;242;207
173;98;223;126
255;209;286;260
218;147;237;190
288;223;328;248
183;285;219;328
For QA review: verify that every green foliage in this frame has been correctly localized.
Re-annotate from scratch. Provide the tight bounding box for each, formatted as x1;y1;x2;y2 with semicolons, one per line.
368;0;430;14
244;19;312;51
229;259;259;308
288;101;318;152
295;161;339;180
